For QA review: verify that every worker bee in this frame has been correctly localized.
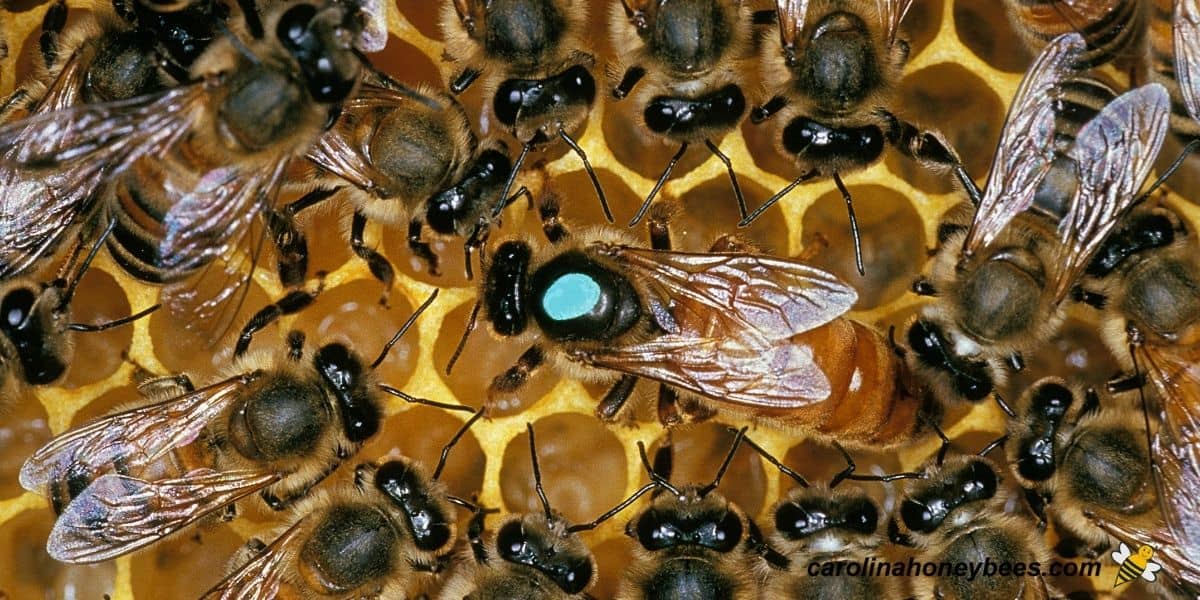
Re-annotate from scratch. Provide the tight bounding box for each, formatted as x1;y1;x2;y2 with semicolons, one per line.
892;453;1059;599
607;0;762;226
438;422;654;600
1002;0;1148;69
739;434;920;600
439;0;611;228
743;0;977;274
0;218;158;402
201;410;481;599
298;79;519;282
0;0;373;340
1073;201;1200;592
905;33;1170;412
17;291;441;563
614;428;772;599
446;192;930;448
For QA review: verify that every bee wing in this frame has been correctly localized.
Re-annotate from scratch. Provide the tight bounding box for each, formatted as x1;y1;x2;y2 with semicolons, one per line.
19;374;256;495
576;245;857;408
774;0;811;50
0;83;206;277
1144;561;1164;581
1112;542;1132;563
1177;0;1200;120
1137;345;1200;563
48;469;279;563
875;0;914;46
1050;84;1170;303
962;33;1084;259
200;518;307;600
306;85;405;191
158;158;290;345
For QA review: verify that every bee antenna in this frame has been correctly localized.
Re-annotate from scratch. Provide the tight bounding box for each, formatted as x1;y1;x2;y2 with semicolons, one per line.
527;423;555;520
567;482;657;533
433;408;485;481
491;143;532;221
638;441;680;497
372;289;439;369
61;218;118;309
977;434;1008;458
734;429;809;488
558;128;612;223
68;304;161;332
738;169;818;227
445;300;481;375
1124;329;1161;495
832;172;865;276
630;143;688;226
446;494;480;512
1136;139;1200;204
217;16;259;63
376;384;475;413
992;390;1016;418
701;427;747;497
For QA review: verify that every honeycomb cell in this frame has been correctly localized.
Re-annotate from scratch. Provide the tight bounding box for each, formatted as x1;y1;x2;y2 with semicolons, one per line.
550;167;645;228
647;423;767;518
890;62;1005;196
904;0;944;60
433;299;558;416
499;414;626;525
591;537;634;599
130;523;246;599
58;268;134;388
68;383;136;428
781;438;908;513
801;184;927;309
673;176;790;255
395;0;444;42
291;194;353;280
0;399;49;499
370;34;443;86
740;116;796;181
953;0;1033;73
358;405;486;501
0;509;116;599
1002;316;1121;401
148;279;272;376
289;279;419;387
600;100;712;182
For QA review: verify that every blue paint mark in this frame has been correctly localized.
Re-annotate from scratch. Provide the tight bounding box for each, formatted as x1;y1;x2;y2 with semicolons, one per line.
542;273;601;321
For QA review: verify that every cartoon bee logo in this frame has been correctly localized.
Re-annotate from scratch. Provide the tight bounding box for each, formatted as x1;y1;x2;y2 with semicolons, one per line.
1112;542;1163;588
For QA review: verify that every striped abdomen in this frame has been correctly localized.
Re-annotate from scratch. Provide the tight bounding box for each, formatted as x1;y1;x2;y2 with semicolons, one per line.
1147;0;1200;140
1005;0;1147;68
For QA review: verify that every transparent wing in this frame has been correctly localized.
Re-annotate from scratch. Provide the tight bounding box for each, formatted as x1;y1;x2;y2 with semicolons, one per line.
306;84;409;191
774;0;810;49
876;0;914;46
1051;84;1170;303
962;33;1084;259
575;244;857;408
1176;0;1200;120
19;374;258;494
48;469;279;563
200;518;307;600
0;82;206;277
159;158;289;345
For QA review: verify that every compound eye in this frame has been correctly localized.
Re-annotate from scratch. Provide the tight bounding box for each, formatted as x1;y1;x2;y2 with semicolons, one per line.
899;497;941;534
476;149;511;185
711;511;743;552
643;100;676;134
494;80;525;126
963;460;998;501
560;65;596;104
774;501;817;540
558;557;593;595
635;510;670;550
496;521;531;563
277;4;317;49
845;498;879;534
1;288;35;329
1031;382;1073;417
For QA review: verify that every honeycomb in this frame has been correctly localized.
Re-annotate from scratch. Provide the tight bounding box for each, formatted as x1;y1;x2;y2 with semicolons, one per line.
0;0;1195;598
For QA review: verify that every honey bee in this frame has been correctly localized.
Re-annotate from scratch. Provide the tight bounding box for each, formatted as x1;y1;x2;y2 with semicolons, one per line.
446;192;930;448
0;0;372;340
17;291;442;563
743;0;978;274
439;0;611;227
1003;0;1148;69
905;33;1170;412
201;412;481;599
1145;0;1200;167
299;80;520;281
607;0;761;225
739;434;921;600
892;453;1059;599
438;422;654;600
616;428;770;600
1073;201;1200;592
0;219;158;400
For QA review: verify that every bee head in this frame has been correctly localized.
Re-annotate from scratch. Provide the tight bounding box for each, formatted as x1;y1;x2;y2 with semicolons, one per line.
276;0;363;102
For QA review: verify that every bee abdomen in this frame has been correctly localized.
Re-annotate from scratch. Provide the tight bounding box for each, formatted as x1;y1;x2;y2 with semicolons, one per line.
1005;0;1146;68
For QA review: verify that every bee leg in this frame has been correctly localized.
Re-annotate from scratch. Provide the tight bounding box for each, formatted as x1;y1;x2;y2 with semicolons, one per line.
260;458;341;511
351;211;396;306
597;375;639;422
629;143;689;227
750;95;787;124
233;281;324;357
39;0;68;68
885;114;983;206
647;205;673;250
450;67;482;95
268;187;339;287
135;374;196;400
539;192;570;244
558;128;612;222
0;88;30;122
1022;488;1049;532
613;66;646;100
488;345;545;403
747;519;791;570
656;385;682;427
1007;352;1025;371
407;219;440;276
234;0;264;39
